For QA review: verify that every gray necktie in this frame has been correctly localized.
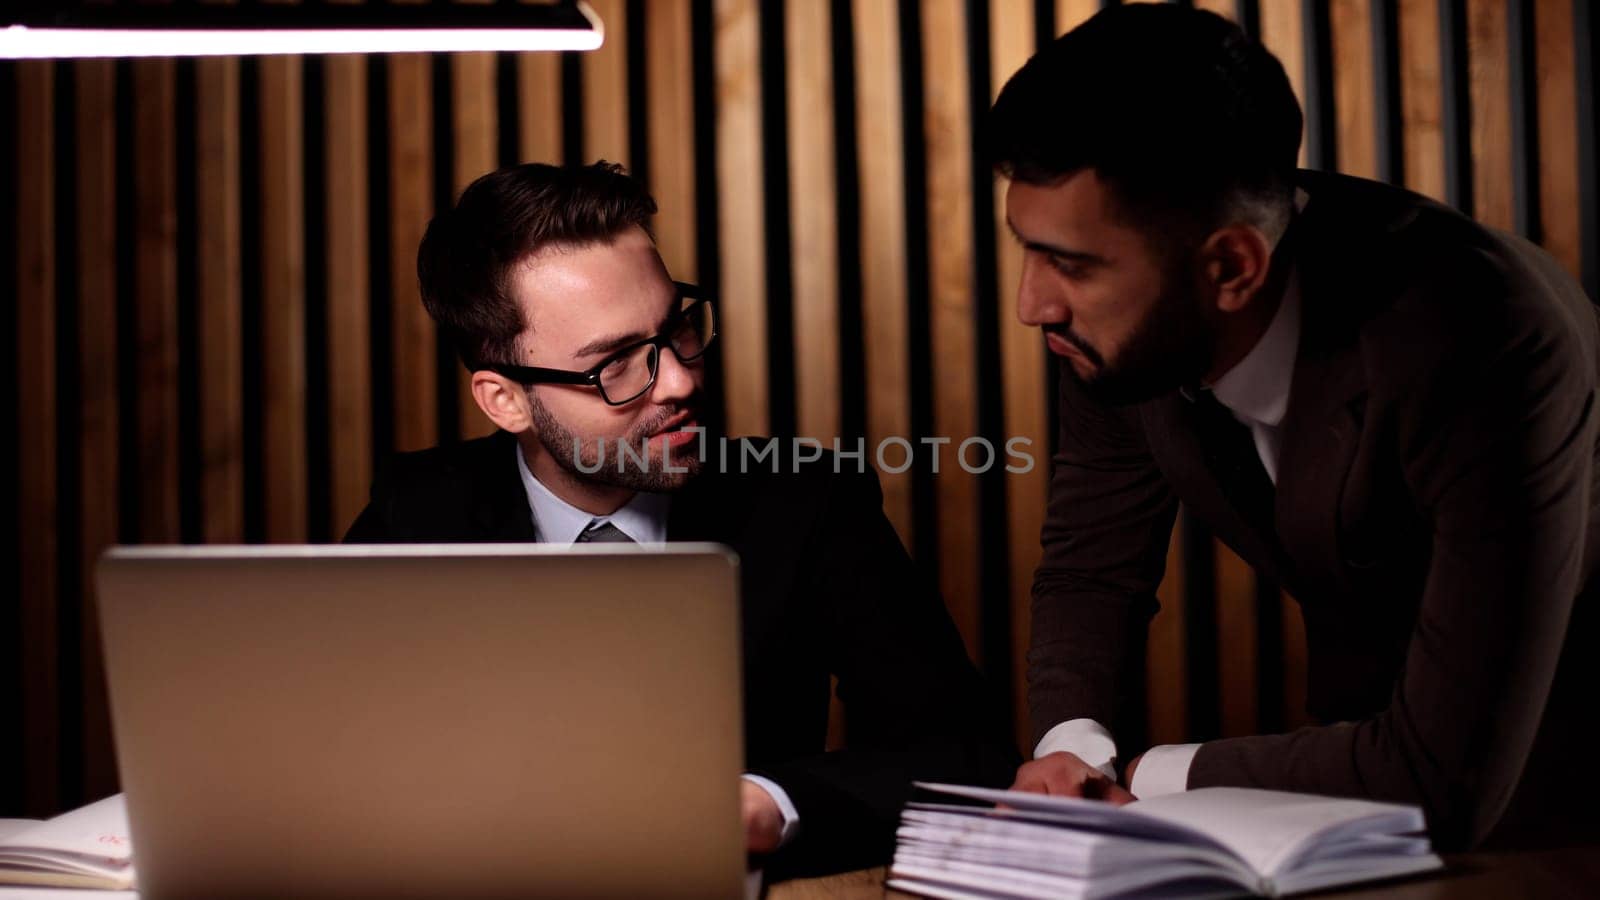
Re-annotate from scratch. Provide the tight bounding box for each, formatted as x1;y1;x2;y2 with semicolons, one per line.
576;520;635;543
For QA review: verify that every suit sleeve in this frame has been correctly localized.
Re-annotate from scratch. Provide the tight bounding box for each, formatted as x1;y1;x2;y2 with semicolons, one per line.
1029;367;1179;750
1188;270;1597;850
748;463;1021;878
342;463;398;542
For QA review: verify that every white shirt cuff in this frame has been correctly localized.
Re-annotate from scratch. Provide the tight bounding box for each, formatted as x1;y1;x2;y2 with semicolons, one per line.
1129;743;1201;798
1033;718;1119;781
741;774;800;847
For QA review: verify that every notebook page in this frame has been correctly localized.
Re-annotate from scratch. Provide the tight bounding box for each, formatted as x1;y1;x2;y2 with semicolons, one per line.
913;784;1222;849
0;795;131;864
1130;788;1426;878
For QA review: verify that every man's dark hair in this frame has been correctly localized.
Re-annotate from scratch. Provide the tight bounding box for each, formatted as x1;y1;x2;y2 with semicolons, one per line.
987;4;1302;243
417;160;658;370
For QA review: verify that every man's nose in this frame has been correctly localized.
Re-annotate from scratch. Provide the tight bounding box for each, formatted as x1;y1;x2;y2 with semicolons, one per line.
651;345;698;404
1017;256;1068;327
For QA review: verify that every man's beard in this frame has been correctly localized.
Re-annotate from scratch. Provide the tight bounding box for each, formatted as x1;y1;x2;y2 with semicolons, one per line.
1064;254;1215;406
527;394;705;493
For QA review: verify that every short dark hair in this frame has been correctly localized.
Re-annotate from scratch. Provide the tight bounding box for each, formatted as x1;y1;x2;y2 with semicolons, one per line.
986;4;1302;242
417;160;658;370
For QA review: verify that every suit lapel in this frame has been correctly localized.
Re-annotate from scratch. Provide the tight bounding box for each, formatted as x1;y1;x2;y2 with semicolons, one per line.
466;431;540;542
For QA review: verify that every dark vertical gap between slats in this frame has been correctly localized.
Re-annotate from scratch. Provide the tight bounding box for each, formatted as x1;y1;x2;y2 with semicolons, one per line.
897;0;938;568
496;53;520;168
176;59;202;545
1302;0;1337;171
758;0;797;439
114;60;140;547
690;0;727;438
626;0;652;191
366;56;395;465
430;56;458;443
1439;0;1474;215
239;58;266;543
0;60;19;816
1033;0;1055;45
966;0;1014;713
52;61;85;811
1237;0;1261;39
303;57;333;542
1580;0;1600;301
829;0;866;443
561;52;585;165
1372;0;1404;184
1507;0;1540;241
1181;507;1220;742
1254;577;1286;733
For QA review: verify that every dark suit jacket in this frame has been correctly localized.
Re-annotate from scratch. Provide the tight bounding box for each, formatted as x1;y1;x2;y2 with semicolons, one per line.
345;432;1019;877
1031;170;1600;850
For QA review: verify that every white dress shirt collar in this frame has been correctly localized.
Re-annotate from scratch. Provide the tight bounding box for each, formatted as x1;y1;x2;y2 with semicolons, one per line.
1206;267;1302;430
514;442;669;544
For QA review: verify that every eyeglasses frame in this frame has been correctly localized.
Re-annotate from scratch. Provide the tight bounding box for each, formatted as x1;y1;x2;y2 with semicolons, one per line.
480;281;716;407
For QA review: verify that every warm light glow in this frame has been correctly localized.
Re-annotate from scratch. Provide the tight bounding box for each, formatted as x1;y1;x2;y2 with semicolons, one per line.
0;24;604;59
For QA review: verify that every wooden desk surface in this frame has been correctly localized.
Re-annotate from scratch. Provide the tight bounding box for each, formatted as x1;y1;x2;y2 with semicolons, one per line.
766;844;1600;899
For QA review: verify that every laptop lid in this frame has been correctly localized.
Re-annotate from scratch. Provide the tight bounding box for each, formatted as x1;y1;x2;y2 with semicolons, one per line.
95;543;746;899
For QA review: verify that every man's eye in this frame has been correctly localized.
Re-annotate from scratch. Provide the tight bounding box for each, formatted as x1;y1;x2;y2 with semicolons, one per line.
1048;255;1083;278
602;354;632;374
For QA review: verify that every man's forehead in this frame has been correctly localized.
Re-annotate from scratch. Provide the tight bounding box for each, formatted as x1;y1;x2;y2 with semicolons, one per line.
510;239;673;355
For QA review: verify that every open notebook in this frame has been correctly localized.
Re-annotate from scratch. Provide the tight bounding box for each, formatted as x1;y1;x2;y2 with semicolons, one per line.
891;783;1443;899
0;795;133;891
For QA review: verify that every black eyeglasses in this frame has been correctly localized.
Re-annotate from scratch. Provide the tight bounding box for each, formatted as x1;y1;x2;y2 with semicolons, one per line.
482;282;717;407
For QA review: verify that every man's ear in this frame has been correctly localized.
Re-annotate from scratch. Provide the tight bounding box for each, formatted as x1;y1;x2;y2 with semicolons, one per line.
471;371;534;433
1199;223;1274;314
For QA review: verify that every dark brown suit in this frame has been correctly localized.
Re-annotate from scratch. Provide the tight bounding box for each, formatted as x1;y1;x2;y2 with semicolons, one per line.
1031;170;1600;849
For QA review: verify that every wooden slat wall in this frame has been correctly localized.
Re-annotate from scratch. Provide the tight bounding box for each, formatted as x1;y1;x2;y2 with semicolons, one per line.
5;0;1597;815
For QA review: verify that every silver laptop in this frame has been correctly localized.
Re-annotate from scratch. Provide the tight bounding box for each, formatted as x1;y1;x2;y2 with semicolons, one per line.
96;544;747;899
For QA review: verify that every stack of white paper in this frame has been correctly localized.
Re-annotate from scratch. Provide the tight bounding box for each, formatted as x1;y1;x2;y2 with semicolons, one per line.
890;783;1442;899
0;795;134;891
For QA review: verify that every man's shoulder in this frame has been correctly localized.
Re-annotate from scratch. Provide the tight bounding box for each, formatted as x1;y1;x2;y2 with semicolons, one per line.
375;430;517;489
1297;171;1594;377
693;435;887;514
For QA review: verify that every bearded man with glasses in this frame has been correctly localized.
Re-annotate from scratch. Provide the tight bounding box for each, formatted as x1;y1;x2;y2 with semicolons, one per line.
344;161;1018;879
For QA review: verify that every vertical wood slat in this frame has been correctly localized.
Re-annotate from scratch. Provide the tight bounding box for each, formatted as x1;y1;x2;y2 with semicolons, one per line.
786;0;840;442
1535;0;1582;279
389;55;437;452
1399;0;1447;201
134;60;181;543
1259;2;1309;168
1215;544;1259;738
584;0;631;166
17;60;59;817
647;0;698;282
851;0;913;541
1332;0;1379;178
74;59;120;800
715;0;770;439
920;0;982;659
324;55;372;536
1147;525;1189;747
1468;0;1513;230
991;0;1048;752
258;56;308;542
197;58;244;543
452;52;497;439
649;0;697;274
517;51;563;167
1054;0;1100;34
